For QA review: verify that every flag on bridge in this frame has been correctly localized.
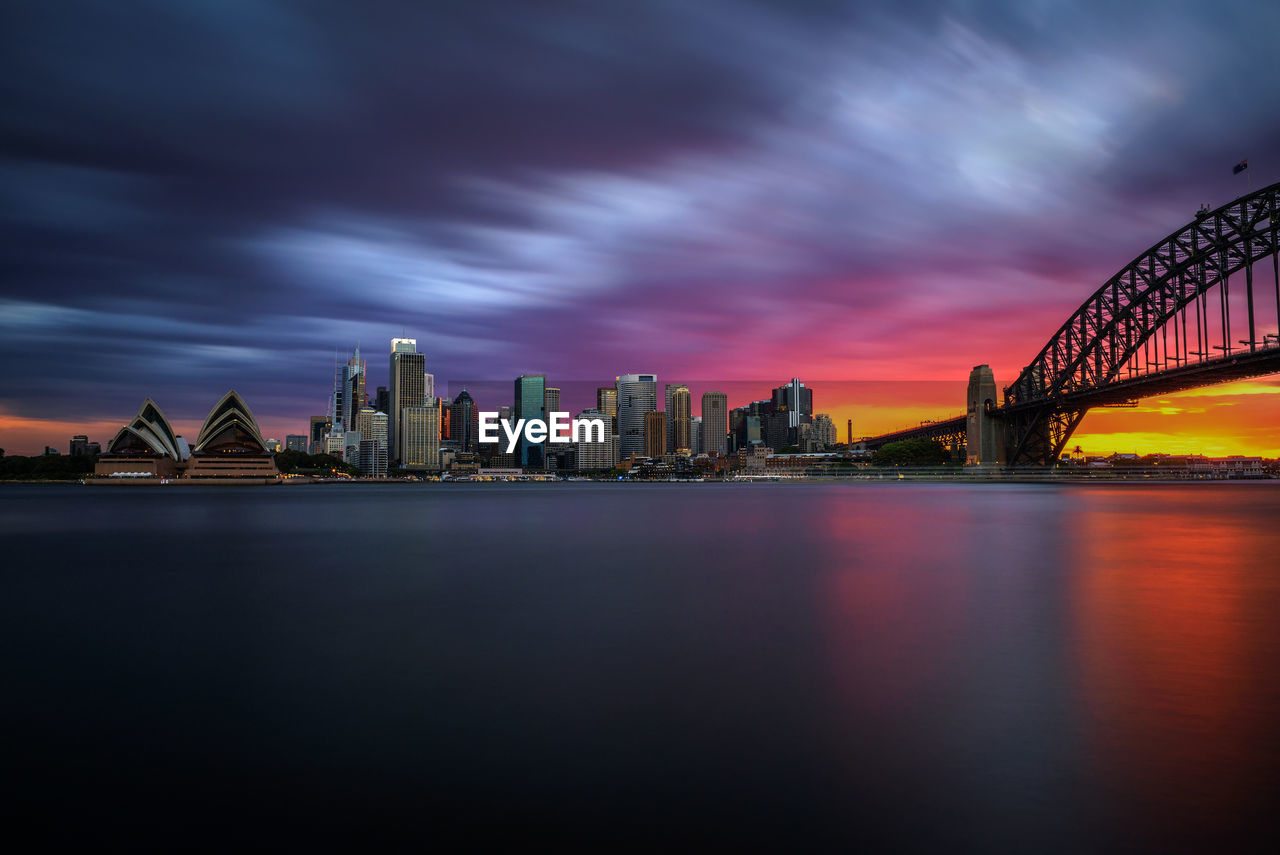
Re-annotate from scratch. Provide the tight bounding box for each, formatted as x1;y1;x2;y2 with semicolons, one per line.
1232;158;1248;175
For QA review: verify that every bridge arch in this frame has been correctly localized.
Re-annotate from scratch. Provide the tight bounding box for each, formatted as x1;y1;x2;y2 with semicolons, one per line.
1003;182;1280;465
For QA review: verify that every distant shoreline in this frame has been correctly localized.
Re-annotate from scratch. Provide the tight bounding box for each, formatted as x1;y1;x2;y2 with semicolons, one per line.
4;474;1277;486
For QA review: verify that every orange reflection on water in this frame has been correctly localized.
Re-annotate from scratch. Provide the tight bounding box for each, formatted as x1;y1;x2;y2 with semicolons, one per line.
1066;486;1280;844
811;486;984;717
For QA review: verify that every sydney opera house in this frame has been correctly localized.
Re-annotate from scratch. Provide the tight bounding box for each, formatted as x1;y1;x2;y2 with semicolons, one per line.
93;390;279;482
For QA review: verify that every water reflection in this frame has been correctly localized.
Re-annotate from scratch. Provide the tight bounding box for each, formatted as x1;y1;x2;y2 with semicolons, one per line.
2;483;1277;849
809;484;1280;850
1066;487;1280;848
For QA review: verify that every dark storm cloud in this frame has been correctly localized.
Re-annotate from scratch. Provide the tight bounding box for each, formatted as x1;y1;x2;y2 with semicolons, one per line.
1;0;1278;443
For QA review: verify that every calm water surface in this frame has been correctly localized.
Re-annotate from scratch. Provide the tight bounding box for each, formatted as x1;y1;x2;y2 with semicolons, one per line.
3;482;1278;849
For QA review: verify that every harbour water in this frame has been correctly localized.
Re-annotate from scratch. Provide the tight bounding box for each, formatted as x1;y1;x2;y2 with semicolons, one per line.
4;482;1278;849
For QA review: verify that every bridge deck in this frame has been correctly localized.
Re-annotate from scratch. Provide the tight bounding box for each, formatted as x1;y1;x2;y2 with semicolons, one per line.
864;415;966;450
1055;344;1280;409
863;344;1280;452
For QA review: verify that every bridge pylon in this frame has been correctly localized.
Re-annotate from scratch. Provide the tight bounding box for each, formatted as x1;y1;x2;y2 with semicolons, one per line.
965;365;1006;466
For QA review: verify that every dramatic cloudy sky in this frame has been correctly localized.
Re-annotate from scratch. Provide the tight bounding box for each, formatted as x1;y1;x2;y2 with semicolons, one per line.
2;0;1279;453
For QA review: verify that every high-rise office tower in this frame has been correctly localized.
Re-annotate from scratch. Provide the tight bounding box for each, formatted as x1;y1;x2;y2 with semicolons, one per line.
617;374;657;458
354;408;388;455
701;392;728;457
399;405;440;470
389;338;426;464
763;411;791;451
514;374;546;468
449;389;480;451
596;387;618;433
330;361;343;431
358;440;388;478
285;435;308;452
665;384;691;453
543;387;561;420
424;373;435;401
644;410;667;459
772;378;813;428
333;347;367;433
574;409;613;470
689;417;702;456
375;386;390;419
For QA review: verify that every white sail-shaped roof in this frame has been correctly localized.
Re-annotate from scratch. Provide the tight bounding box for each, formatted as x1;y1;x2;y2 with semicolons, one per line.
193;390;268;454
106;399;183;458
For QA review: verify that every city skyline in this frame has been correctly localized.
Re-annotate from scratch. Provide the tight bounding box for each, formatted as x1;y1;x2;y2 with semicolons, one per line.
3;2;1280;456
6;355;1280;460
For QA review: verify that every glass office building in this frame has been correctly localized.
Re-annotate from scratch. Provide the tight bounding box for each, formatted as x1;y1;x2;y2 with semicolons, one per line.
514;374;546;468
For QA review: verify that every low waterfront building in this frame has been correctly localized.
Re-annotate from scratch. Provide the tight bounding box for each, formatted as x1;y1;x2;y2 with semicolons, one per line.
441;449;480;474
325;428;346;458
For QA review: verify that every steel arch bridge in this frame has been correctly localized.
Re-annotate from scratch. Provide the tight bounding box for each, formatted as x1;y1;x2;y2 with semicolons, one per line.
866;181;1280;465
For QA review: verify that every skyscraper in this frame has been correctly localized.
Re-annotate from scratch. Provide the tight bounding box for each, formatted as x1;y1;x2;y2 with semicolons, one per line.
514;374;546;468
701;391;728;457
574;409;613;470
617;373;656;458
644;410;666;459
389;337;426;464
449;389;480;451
772;378;813;428
689;417;702;456
763;411;791;451
665;384;691;453
333;347;367;433
354;408;388;455
358;440;388;478
596;386;618;433
399;405;440;470
543;387;561;420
